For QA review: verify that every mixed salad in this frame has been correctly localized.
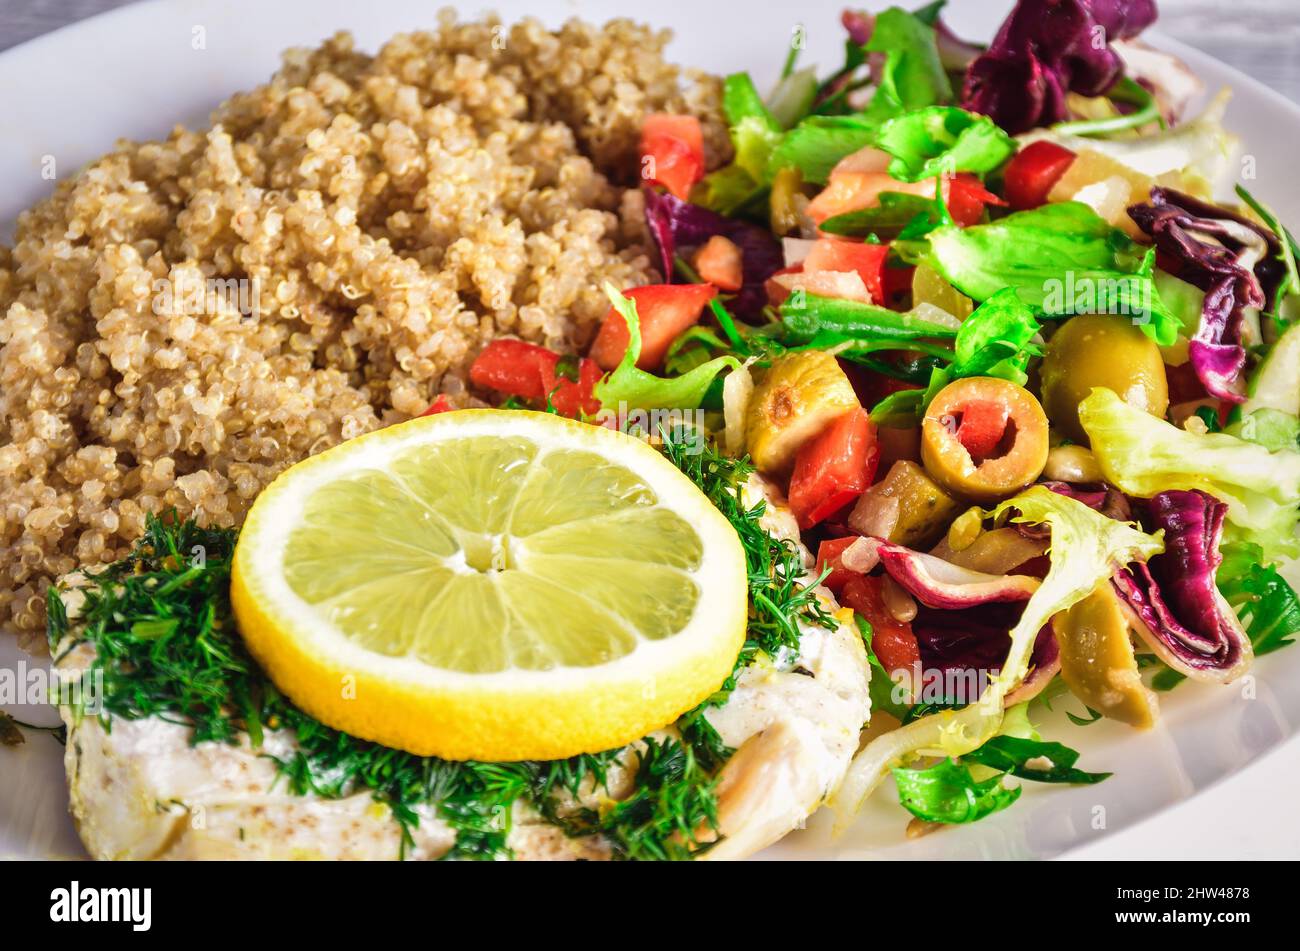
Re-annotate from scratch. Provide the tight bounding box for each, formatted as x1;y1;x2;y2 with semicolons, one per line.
463;0;1300;827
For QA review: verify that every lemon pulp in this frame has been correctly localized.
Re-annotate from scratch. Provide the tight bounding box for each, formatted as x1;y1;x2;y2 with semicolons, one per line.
231;411;747;761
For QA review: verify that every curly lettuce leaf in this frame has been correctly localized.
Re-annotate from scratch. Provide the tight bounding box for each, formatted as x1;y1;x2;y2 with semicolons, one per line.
925;202;1180;346
874;106;1015;183
834;486;1162;824
947;286;1042;379
819;191;947;239
1079;387;1300;559
592;284;739;412
764;115;878;186
722;72;785;182
892;759;1020;824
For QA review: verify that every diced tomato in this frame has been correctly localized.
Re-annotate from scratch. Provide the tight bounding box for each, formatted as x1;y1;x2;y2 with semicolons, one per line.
815;536;862;595
765;264;802;308
1002;141;1077;211
693;235;744;292
420;394;454;416
770;269;874;304
470;339;600;418
589;284;718;372
640;114;705;201
881;263;916;306
1166;361;1208;404
947;173;1006;227
541;356;602;418
788;408;880;530
839;575;922;677
955;399;1010;460
470;339;554;401
803;239;889;304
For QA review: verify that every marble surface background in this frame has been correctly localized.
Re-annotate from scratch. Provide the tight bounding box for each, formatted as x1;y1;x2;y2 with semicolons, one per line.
3;0;1300;103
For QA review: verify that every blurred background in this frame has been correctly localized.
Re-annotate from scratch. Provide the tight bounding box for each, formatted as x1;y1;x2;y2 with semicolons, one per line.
4;0;1299;103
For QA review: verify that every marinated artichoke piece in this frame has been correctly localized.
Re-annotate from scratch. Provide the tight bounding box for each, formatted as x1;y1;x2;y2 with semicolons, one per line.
1052;582;1159;729
1040;314;1170;445
920;377;1050;504
746;351;860;475
848;460;962;549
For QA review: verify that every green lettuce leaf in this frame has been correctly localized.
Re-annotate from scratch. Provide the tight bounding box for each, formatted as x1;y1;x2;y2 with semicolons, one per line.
722;72;785;182
1221;562;1300;658
592;284;739;411
1226;408;1300;453
892;759;1020;824
833;486;1163;825
1079;387;1300;560
863;6;953;123
925;202;1180;346
869;288;1042;426
946;287;1042;379
819;191;946;240
1153;270;1205;338
874;106;1015;183
781;293;961;344
764;115;877;186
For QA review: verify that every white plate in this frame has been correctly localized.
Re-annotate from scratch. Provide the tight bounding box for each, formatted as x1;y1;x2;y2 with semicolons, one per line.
3;0;1299;861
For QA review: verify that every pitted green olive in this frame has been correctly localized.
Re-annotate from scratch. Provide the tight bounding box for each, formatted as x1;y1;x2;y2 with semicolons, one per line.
1040;315;1169;444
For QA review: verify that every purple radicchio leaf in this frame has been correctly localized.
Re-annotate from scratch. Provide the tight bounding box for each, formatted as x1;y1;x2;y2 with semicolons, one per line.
1128;187;1284;402
642;187;783;319
873;540;1054;706
961;0;1158;135
1111;489;1253;681
1041;481;1134;521
842;8;874;46
911;603;1060;706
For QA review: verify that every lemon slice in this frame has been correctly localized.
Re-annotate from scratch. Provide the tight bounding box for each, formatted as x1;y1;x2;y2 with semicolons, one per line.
231;410;747;761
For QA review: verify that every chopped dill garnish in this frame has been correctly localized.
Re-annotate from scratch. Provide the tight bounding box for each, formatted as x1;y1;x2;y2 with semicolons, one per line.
660;426;835;665
49;429;825;861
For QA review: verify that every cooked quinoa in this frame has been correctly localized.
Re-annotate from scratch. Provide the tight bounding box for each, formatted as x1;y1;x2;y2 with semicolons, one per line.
0;12;728;650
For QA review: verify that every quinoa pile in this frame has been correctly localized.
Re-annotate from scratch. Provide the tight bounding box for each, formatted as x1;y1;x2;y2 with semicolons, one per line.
0;13;728;650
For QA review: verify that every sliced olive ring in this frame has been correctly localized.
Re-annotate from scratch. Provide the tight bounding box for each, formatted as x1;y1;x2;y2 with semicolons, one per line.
920;377;1049;504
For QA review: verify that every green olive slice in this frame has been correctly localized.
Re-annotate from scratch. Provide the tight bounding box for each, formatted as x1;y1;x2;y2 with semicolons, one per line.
920;377;1049;504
